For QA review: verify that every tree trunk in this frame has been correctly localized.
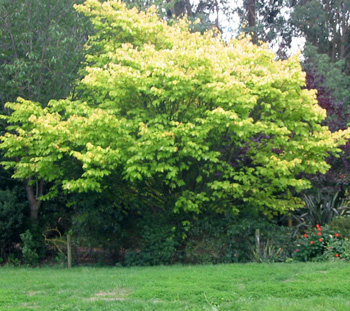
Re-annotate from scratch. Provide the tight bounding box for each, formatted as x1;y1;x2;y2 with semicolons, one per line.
25;178;44;222
247;0;255;27
67;234;72;268
246;0;256;43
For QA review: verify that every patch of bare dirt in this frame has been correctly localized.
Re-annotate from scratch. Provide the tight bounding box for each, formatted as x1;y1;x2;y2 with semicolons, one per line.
85;288;131;302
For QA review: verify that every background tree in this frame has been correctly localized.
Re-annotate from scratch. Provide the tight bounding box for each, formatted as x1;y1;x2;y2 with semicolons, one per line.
122;0;235;33
291;0;350;67
0;0;90;106
290;1;350;190
302;47;350;190
0;0;91;221
238;0;293;57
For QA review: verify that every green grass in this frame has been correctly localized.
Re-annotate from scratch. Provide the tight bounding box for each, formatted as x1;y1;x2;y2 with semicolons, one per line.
1;262;350;310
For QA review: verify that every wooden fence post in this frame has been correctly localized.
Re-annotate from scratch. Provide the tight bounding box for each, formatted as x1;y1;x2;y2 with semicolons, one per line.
67;234;72;268
255;228;260;261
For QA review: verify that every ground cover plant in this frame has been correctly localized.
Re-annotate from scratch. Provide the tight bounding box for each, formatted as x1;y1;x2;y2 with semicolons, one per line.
1;262;350;311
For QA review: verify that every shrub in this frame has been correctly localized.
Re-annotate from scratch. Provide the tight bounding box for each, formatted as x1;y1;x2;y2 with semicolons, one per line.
184;232;232;264
293;224;350;261
123;214;179;266
181;213;255;264
20;228;45;266
182;213;294;264
0;187;27;257
329;216;350;238
293;189;348;232
249;226;294;263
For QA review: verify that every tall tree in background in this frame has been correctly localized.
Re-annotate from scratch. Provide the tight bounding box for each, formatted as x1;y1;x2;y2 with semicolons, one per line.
246;0;256;39
0;0;91;221
302;46;350;189
291;0;350;67
123;0;235;33
238;0;293;57
239;0;350;63
290;1;350;189
0;0;90;107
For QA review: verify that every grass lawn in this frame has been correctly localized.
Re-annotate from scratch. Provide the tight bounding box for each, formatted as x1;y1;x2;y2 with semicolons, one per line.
1;262;350;310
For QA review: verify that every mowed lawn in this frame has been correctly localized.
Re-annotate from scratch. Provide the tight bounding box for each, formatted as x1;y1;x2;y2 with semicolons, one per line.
1;262;350;311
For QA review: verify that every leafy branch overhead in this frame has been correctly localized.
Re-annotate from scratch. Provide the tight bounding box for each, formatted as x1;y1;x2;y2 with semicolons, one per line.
1;0;349;215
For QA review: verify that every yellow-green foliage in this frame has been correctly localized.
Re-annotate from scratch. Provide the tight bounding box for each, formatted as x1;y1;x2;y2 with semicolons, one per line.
1;0;349;214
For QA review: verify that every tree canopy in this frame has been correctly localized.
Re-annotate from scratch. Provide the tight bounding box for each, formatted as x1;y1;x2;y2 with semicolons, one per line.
1;0;349;217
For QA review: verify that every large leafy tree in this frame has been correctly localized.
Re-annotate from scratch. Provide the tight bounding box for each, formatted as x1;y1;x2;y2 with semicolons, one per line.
1;0;348;217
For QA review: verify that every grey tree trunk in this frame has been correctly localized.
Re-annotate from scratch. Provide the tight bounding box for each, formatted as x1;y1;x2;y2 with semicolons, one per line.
25;178;44;222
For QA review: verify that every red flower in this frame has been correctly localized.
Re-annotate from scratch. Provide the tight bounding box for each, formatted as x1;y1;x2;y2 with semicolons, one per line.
310;241;314;245
319;238;323;242
303;234;308;238
335;254;339;257
317;232;322;236
335;233;340;238
318;227;322;231
316;224;320;228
